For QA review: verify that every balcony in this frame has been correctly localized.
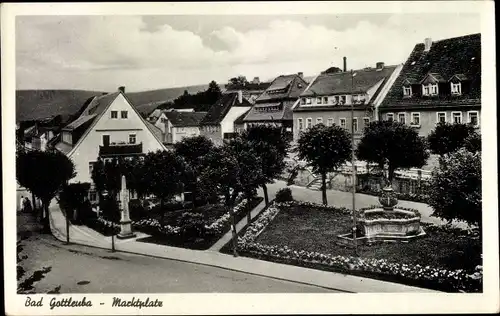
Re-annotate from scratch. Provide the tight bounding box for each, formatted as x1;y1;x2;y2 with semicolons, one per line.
99;142;143;157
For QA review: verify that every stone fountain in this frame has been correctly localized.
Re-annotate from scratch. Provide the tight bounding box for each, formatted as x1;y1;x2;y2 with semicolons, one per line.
337;186;426;245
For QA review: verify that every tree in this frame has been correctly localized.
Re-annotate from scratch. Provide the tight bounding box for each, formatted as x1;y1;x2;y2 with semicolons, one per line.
240;125;290;206
16;150;76;231
200;140;262;256
58;182;91;223
464;131;481;153
142;150;186;218
428;148;481;230
356;120;429;185
297;124;351;205
427;122;476;156
173;136;214;208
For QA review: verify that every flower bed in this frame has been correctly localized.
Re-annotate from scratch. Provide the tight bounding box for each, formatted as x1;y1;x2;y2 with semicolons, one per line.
133;197;262;250
235;201;482;292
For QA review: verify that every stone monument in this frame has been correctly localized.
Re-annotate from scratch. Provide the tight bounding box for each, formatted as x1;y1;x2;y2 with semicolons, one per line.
117;175;136;239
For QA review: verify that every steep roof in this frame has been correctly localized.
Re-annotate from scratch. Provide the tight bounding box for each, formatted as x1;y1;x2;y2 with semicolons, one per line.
300;66;398;97
243;100;297;122
380;33;481;109
164;111;207;127
54;91;166;156
200;92;252;125
234;109;250;125
255;74;309;103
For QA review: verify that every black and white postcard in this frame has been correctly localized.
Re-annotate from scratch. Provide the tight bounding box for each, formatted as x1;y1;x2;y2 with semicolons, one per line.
2;1;498;315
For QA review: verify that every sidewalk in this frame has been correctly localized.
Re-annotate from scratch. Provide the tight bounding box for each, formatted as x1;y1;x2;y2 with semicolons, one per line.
209;199;266;251
48;199;440;293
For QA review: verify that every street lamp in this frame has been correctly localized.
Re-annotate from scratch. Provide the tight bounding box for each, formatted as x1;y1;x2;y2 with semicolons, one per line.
350;69;358;256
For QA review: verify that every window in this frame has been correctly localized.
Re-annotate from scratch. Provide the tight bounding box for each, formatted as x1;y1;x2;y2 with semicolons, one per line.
121;111;128;119
306;118;312;129
316;118;323;125
297;118;303;131
316;97;322;104
339;95;346;105
323;96;328;104
340;118;346;129
353;118;358;132
452;112;463;124
89;191;97;203
437;112;447;124
411;112;421;125
403;86;412;97
301;98;306;105
386;113;394;121
398;113;406;124
327;118;334;126
468;111;479;127
363;117;370;127
451;82;462;95
111;111;118;119
89;162;95;175
423;83;438;96
332;96;339;104
305;98;312;104
430;84;438;95
102;134;110;146
129;134;136;144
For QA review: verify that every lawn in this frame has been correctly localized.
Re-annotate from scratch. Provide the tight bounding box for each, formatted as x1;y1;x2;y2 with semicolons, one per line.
257;204;481;270
232;202;482;292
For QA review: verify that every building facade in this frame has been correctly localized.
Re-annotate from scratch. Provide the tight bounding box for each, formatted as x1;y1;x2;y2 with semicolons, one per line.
162;111;207;144
52;87;166;188
243;73;309;138
292;62;402;143
199;91;252;145
378;34;481;136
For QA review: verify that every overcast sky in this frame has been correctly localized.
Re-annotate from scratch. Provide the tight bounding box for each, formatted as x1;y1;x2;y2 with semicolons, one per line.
16;14;481;92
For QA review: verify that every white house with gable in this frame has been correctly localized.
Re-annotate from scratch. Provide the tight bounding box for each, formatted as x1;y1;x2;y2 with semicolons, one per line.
53;87;166;198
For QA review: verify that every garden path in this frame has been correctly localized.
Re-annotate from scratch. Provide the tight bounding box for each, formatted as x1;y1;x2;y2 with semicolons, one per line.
265;180;469;229
209;199;266;251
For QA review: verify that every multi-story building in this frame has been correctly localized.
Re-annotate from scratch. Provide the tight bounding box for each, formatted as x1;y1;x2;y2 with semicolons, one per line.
378;33;481;136
243;73;309;138
292;61;402;143
52;87;166;192
199;91;252;145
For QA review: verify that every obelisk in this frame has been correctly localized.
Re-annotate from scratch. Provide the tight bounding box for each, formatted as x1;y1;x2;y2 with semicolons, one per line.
117;175;136;239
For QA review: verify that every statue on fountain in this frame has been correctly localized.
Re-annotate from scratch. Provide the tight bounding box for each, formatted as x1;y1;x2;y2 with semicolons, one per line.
117;175;136;239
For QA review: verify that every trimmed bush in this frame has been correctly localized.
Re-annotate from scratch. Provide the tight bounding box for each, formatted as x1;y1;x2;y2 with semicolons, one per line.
275;187;294;203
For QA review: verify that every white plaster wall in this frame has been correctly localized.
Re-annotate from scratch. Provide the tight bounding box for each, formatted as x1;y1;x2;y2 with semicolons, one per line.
69;94;165;183
220;106;251;135
172;126;200;143
154;113;167;134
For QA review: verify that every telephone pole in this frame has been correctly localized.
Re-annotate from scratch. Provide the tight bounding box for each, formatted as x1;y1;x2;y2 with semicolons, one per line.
350;69;358;256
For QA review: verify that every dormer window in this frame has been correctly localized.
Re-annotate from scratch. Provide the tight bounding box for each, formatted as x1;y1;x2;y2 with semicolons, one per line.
422;83;438;96
316;97;322;104
306;98;312;105
451;82;462;95
339;95;346;105
403;86;412;97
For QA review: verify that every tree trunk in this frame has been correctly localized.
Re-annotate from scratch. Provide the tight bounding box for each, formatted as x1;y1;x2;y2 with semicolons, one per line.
262;184;269;206
160;198;165;223
229;205;238;257
191;181;197;211
31;192;37;212
321;172;328;205
42;201;50;233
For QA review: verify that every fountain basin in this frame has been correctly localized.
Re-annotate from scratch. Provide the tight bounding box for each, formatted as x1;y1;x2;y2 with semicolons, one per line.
361;208;421;237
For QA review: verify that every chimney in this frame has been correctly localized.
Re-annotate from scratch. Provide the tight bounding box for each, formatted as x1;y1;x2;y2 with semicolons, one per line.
343;57;347;72
118;86;125;94
253;77;260;84
424;38;432;52
237;90;243;104
376;62;385;70
298;72;304;78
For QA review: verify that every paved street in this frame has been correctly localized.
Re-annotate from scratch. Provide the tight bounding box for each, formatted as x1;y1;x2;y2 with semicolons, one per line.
261;180;468;228
18;214;333;293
